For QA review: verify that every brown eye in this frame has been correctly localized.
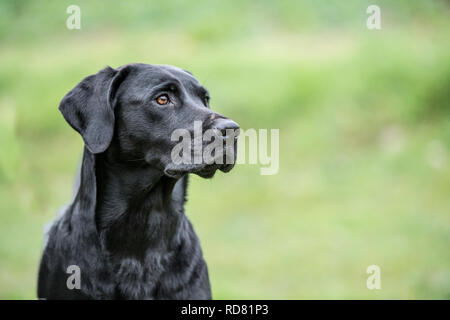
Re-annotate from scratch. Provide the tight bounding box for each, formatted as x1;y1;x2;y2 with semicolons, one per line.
156;94;169;105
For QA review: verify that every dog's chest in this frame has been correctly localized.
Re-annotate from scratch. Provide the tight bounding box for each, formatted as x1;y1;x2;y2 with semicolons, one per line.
108;214;191;299
112;249;175;299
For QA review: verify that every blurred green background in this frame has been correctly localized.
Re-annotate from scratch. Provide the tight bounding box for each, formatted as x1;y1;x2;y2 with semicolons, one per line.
0;0;449;299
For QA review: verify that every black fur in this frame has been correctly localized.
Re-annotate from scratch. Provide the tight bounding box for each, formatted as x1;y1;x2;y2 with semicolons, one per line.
37;63;239;299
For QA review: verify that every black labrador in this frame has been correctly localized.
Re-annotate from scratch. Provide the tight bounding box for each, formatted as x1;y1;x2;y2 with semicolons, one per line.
37;63;239;299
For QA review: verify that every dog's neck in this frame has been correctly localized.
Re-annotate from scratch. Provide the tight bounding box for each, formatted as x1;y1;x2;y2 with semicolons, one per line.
79;149;187;258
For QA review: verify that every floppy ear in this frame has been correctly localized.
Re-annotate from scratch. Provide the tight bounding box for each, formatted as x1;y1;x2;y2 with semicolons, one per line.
59;66;128;154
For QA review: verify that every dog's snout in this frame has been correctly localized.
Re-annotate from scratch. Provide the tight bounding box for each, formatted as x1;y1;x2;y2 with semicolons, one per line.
212;118;240;137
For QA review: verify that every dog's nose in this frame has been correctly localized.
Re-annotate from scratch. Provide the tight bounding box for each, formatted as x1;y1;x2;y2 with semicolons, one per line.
212;118;240;137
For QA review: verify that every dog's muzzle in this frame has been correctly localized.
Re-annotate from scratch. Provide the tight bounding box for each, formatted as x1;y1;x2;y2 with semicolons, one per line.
165;118;240;179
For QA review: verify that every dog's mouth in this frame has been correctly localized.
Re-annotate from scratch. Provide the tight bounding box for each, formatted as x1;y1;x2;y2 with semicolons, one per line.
164;142;237;178
164;127;239;179
164;162;235;179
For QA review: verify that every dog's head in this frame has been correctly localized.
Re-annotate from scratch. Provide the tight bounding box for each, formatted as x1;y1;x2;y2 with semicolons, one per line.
59;64;239;178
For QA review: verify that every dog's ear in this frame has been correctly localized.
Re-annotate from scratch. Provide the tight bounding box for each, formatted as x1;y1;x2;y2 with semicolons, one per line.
59;66;129;154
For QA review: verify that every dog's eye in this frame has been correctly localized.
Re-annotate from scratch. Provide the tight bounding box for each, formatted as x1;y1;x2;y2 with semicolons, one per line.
156;94;169;105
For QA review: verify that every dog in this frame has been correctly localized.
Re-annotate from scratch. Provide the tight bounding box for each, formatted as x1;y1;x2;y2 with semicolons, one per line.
37;63;239;299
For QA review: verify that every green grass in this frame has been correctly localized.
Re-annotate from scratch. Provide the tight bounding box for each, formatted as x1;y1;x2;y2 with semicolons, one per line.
0;0;449;299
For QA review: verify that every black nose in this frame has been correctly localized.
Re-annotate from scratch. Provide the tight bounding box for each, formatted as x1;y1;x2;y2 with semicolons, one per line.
212;118;240;137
